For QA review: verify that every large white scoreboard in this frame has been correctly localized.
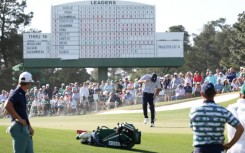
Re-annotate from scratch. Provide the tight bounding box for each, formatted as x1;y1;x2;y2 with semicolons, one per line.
23;0;184;68
51;0;155;59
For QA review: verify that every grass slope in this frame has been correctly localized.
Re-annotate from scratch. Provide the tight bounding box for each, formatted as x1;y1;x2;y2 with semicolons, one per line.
0;97;238;153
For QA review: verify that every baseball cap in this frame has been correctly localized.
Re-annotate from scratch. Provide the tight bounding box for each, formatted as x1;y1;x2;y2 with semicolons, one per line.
151;73;157;83
240;84;245;95
201;83;215;94
18;72;34;83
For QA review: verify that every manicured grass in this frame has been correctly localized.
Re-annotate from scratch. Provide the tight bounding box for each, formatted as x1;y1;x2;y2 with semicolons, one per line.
0;97;238;153
0;126;193;153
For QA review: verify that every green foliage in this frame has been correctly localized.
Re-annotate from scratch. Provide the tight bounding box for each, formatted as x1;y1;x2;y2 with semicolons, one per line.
49;68;91;86
192;19;222;71
0;0;33;68
0;0;33;90
28;68;91;87
215;25;233;69
229;12;245;66
0;67;16;90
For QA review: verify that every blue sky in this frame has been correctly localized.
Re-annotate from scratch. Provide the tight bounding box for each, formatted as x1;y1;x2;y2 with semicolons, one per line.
25;0;245;34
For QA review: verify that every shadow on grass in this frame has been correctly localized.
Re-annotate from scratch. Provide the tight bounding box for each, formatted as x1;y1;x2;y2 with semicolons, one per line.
108;147;157;153
104;145;157;153
154;126;189;129
129;148;157;153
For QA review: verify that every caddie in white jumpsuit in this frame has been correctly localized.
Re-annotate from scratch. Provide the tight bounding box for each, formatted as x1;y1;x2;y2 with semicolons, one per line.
227;84;245;153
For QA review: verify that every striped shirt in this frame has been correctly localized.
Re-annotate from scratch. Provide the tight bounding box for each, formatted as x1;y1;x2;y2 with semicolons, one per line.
189;101;240;146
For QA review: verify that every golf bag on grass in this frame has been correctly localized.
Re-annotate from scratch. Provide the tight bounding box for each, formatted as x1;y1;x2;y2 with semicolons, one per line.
76;122;141;149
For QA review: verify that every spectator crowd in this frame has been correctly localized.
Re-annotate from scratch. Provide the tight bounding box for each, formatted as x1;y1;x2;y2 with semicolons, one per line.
0;66;245;118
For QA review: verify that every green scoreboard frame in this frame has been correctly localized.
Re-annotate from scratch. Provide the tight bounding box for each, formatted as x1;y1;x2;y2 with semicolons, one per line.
23;58;184;68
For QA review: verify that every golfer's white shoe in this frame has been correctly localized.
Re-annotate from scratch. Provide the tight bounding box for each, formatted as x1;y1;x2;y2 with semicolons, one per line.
144;118;148;124
150;123;155;127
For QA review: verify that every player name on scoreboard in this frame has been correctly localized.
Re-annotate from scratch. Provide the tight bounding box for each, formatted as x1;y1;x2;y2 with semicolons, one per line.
23;33;51;59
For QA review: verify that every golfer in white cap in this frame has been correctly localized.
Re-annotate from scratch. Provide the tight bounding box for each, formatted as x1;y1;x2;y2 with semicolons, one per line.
4;72;35;153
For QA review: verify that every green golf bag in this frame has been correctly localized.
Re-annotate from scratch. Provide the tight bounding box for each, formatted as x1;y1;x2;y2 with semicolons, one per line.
76;122;141;149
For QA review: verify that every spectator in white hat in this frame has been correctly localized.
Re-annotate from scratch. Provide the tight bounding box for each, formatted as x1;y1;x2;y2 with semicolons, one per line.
216;72;226;84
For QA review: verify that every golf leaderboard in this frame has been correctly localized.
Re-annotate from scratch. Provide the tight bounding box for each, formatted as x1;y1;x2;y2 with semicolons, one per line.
23;0;184;68
52;1;155;59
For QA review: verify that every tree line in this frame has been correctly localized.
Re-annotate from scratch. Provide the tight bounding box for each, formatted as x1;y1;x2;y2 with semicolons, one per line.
0;1;244;91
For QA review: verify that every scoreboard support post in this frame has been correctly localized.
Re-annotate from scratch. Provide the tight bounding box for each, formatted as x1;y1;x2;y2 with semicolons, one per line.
98;67;108;83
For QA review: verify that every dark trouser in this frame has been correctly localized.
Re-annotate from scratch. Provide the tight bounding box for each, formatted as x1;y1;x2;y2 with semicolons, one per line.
142;92;155;123
193;144;224;153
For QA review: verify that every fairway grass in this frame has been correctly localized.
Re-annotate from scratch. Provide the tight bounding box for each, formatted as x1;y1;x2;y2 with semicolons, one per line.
0;125;193;153
0;97;238;153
